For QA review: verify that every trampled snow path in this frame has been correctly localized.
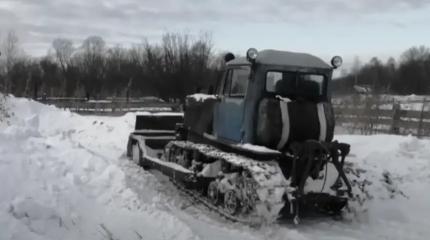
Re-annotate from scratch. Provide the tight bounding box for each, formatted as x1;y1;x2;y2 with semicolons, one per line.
1;96;430;240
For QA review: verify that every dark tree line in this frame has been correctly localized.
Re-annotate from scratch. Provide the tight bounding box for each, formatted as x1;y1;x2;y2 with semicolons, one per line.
0;31;222;101
333;46;430;95
2;30;429;100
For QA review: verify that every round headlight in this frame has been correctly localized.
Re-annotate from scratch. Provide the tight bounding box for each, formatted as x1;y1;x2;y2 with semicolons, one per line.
246;48;258;61
331;56;343;68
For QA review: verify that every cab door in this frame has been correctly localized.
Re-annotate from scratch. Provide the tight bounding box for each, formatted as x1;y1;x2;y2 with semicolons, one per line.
213;66;250;143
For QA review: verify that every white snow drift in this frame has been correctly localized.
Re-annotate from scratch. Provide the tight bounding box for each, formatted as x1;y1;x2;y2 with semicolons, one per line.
0;95;429;240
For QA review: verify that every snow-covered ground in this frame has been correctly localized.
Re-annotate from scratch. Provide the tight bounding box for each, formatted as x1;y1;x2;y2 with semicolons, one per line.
1;96;430;240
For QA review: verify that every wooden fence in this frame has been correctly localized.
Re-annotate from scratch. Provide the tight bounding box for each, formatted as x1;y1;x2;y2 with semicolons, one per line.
38;98;182;116
39;96;430;137
334;98;430;137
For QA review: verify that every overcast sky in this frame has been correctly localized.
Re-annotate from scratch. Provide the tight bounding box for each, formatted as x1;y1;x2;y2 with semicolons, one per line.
1;0;430;69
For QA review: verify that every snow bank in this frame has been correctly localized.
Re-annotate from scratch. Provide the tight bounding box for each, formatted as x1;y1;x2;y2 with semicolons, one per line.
331;134;430;239
0;97;197;240
1;96;430;240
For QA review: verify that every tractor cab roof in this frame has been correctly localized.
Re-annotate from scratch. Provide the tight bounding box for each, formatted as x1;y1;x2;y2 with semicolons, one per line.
227;49;332;70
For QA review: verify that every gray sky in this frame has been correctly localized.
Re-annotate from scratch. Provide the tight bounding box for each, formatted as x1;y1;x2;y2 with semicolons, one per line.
1;0;430;69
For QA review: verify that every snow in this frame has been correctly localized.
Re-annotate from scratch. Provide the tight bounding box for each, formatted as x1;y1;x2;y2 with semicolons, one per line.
0;97;195;240
87;100;112;103
187;94;217;102
235;143;280;154
1;95;430;240
275;95;292;102
353;85;372;94
146;155;193;174
133;111;184;116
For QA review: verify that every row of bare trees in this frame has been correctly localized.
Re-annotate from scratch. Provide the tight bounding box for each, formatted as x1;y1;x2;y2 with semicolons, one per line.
2;30;429;100
0;31;222;101
334;46;430;95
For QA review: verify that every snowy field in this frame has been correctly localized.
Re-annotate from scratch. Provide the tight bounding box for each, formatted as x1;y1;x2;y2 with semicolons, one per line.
1;96;430;240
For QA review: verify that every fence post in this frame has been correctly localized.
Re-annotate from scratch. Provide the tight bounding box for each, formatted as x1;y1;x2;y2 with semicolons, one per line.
417;98;426;138
373;95;382;134
391;102;401;134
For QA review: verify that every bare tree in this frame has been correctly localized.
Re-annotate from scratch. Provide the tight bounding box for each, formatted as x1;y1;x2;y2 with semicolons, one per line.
400;46;430;63
82;36;105;59
52;38;74;73
385;57;396;92
52;38;74;96
351;56;361;86
0;32;218;99
142;39;164;98
78;36;106;99
4;31;19;71
129;44;145;66
334;45;430;95
2;30;20;92
398;46;430;94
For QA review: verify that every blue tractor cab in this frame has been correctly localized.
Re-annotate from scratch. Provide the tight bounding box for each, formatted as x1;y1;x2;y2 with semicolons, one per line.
185;48;343;153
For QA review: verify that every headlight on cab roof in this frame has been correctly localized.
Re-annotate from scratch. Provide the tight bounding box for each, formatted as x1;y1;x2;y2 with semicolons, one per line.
246;48;258;62
331;56;343;68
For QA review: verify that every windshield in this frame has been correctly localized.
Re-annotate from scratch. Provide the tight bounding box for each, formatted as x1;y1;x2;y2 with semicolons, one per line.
266;71;326;101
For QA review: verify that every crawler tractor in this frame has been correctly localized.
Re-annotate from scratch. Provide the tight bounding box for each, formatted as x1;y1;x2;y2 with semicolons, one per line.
127;48;353;224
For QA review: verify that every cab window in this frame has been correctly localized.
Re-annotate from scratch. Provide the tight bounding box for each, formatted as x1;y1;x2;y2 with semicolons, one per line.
266;71;326;101
223;66;250;97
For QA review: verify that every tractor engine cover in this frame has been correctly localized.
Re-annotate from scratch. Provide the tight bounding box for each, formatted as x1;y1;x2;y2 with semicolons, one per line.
184;95;217;135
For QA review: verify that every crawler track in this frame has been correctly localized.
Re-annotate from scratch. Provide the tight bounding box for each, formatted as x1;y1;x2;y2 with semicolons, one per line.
128;137;369;225
166;141;290;225
172;180;263;225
